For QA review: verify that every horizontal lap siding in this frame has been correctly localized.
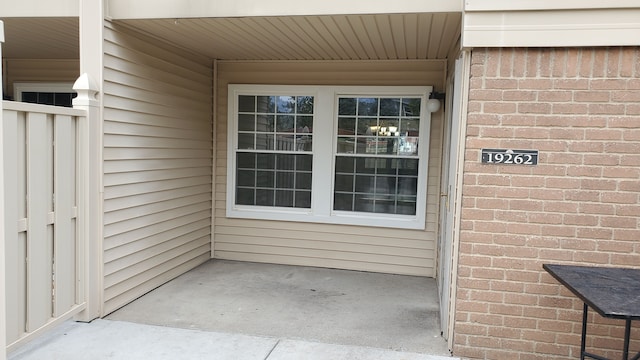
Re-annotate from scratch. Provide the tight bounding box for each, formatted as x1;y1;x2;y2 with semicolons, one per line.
102;22;212;314
215;60;444;277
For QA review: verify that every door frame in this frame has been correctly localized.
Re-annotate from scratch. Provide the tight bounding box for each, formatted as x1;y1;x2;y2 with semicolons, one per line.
437;51;471;347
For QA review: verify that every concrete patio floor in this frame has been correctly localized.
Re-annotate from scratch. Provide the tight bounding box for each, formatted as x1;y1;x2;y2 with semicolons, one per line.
9;259;455;359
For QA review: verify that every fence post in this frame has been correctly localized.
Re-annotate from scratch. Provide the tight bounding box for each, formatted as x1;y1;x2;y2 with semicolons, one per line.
0;19;7;360
73;73;103;322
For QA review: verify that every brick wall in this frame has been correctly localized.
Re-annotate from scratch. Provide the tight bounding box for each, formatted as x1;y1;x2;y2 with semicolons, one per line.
454;47;640;359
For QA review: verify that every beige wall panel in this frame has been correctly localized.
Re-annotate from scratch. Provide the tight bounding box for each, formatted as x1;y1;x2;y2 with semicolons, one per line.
215;60;444;277
102;21;212;313
4;59;79;99
103;251;210;315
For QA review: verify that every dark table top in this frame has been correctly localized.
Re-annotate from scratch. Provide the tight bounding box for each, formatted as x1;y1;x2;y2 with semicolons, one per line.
543;264;640;320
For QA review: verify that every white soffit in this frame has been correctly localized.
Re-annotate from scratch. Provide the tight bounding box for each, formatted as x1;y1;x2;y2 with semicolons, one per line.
463;7;640;48
0;0;78;17
119;13;461;60
107;0;462;19
0;18;79;59
464;0;640;11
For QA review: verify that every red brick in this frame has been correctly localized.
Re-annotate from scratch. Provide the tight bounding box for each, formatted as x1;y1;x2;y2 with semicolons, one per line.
574;91;611;102
518;102;552;114
612;90;640;102
600;216;637;228
583;128;622;140
554;78;589;90
560;238;597;251
538;90;572;102
580;179;617;191
543;201;579;213
576;227;613;240
596;240;635;253
588;103;626;114
551;103;589;114
518;78;553;90
590;79;628;90
573;251;611;264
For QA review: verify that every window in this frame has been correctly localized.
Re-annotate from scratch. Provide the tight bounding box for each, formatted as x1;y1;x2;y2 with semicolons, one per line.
227;85;433;229
14;83;76;107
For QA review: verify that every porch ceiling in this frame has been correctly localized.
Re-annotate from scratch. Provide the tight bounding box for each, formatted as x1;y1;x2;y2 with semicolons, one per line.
0;13;461;61
118;13;461;60
1;17;79;59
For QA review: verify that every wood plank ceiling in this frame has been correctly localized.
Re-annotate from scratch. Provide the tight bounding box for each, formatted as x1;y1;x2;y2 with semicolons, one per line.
1;13;461;60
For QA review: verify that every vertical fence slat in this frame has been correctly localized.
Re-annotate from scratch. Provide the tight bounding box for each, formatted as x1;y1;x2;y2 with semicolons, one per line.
3;109;22;344
53;115;75;315
26;112;52;332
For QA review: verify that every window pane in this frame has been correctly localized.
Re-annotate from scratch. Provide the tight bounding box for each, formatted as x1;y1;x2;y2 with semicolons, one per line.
358;98;378;116
355;175;374;193
238;114;255;131
237;153;256;168
256;115;274;132
400;118;420;136
22;92;38;103
238;95;255;112
398;177;417;195
257;96;275;113
296;155;313;171
54;93;73;107
276;134;295;151
398;159;419;176
276;154;295;170
354;194;374;212
257;153;275;169
297;116;313;133
276;115;295;132
338;117;356;136
275;190;294;207
334;193;354;211
334;174;353;192
236;152;311;209
237;170;255;187
296;135;312;152
338;98;356;115
375;176;397;194
257;170;275;187
337;137;355;154
380;98;400;116
255;134;274;150
277;96;296;113
296;173;312;190
256;189;274;206
335;156;355;173
357;118;377;136
402;98;421;116
39;92;55;105
276;172;295;188
295;191;312;208
334;156;418;215
238;133;254;150
297;96;314;114
236;188;254;205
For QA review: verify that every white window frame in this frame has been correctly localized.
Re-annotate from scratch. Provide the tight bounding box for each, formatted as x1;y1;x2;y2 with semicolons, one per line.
227;84;432;230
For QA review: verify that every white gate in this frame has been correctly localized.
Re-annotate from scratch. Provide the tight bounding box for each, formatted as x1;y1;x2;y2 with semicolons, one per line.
2;102;87;353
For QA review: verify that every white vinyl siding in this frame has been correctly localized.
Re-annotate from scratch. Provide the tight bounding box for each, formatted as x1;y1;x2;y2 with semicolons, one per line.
215;60;444;277
102;22;212;314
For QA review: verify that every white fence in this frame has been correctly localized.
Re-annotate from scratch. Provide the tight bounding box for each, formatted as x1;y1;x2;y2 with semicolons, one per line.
2;101;87;352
